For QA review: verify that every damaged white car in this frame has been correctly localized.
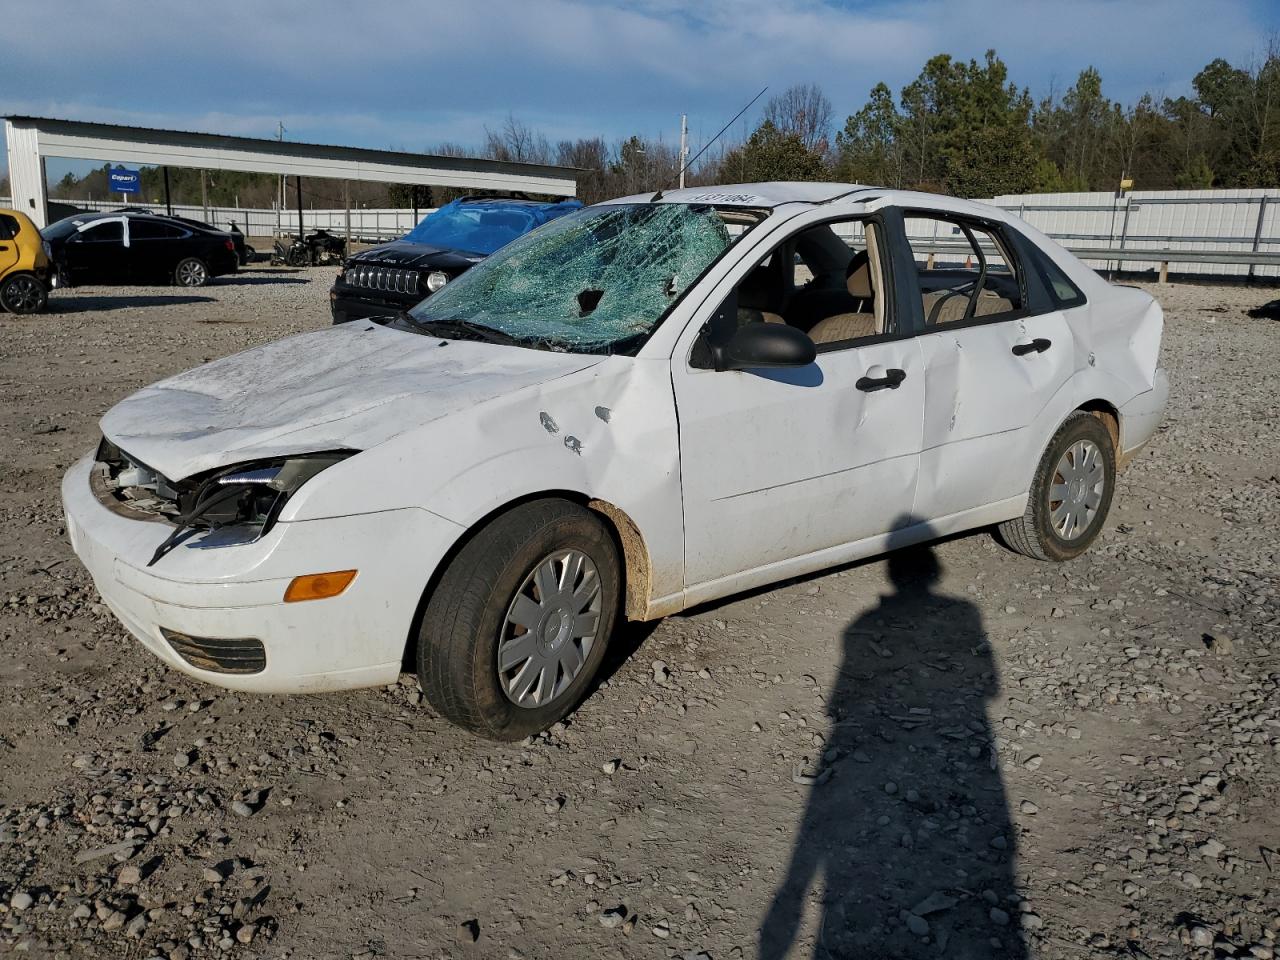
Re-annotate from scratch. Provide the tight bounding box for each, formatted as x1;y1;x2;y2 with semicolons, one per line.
62;183;1168;739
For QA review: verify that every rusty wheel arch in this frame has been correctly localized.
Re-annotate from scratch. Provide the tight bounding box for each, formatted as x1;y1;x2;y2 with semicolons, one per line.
1075;399;1123;466
402;491;655;670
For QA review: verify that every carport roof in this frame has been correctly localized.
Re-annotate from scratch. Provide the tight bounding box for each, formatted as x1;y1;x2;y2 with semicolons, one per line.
4;115;581;196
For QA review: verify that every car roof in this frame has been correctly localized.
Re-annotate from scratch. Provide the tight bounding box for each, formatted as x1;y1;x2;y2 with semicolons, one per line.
606;182;865;208
455;196;579;209
604;181;1032;223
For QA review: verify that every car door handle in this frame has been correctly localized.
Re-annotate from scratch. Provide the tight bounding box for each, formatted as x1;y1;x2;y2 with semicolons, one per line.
856;366;907;392
0;245;8;251
1011;337;1051;356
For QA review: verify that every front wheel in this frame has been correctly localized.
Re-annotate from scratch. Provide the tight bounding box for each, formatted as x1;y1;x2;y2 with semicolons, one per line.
997;411;1116;562
174;257;209;287
417;499;620;740
0;273;47;314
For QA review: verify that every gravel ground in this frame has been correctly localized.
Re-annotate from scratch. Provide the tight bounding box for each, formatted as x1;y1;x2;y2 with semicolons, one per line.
0;269;1277;960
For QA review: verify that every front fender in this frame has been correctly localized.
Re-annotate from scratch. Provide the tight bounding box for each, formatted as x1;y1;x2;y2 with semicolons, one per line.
285;355;687;605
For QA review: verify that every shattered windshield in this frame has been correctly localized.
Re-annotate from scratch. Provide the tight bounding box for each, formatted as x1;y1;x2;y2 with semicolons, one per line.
406;203;755;353
402;198;580;255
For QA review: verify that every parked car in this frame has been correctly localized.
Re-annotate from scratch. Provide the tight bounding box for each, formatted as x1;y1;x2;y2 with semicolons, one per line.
169;215;253;266
0;208;53;314
42;212;239;288
62;183;1169;740
329;196;582;324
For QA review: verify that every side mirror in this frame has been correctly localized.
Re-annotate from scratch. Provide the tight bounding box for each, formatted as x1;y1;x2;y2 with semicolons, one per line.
715;323;816;372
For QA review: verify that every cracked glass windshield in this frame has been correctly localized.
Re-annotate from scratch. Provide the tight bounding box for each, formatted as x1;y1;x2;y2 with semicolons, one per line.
405;203;761;353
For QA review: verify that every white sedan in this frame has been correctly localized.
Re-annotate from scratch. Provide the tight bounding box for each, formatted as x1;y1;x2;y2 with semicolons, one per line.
62;182;1169;739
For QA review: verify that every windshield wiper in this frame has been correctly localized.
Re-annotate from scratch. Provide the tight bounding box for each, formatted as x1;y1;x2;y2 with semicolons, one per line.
395;311;524;346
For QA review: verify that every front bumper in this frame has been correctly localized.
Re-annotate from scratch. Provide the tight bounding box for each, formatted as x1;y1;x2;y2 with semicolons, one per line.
62;456;464;693
329;284;421;325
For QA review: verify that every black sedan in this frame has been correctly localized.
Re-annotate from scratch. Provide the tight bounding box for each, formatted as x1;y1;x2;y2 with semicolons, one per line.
43;212;239;288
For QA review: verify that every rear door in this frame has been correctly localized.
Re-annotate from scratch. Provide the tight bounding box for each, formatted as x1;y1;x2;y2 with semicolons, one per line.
65;219;129;285
0;214;20;276
127;218;189;283
891;211;1075;519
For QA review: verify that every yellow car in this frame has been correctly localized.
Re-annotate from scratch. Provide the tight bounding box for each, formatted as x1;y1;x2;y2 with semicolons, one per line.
0;208;51;314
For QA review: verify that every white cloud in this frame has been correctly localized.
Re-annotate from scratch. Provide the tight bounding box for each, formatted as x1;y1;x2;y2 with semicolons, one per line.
2;0;1272;171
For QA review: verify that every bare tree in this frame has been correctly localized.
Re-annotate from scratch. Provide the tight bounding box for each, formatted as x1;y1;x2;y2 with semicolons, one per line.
762;83;834;155
483;115;551;164
556;137;609;203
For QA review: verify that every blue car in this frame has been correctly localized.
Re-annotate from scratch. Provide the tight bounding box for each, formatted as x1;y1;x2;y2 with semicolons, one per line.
330;196;581;324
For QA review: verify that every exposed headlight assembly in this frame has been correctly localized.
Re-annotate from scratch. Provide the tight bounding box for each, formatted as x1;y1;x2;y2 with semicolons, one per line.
426;270;449;293
148;451;355;567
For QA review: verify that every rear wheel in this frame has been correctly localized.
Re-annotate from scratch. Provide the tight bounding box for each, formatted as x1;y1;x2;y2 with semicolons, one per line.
998;411;1116;562
417;499;620;740
174;257;209;287
0;273;47;314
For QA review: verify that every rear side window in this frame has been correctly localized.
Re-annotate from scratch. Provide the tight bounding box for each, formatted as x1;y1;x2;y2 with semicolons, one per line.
131;219;186;240
1023;244;1087;309
903;214;1024;326
0;215;18;241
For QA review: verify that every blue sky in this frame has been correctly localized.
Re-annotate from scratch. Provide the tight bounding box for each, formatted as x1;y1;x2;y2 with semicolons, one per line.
4;0;1277;181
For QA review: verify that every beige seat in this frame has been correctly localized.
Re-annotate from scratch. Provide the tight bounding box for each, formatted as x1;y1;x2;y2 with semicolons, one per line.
924;288;1014;325
808;252;877;343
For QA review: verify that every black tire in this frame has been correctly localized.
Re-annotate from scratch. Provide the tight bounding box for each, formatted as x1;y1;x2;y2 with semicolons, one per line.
997;411;1116;562
174;257;209;288
0;273;48;314
417;499;621;740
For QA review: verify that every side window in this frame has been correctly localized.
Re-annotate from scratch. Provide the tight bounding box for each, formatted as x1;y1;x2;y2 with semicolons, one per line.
0;215;17;241
79;221;124;243
903;215;1024;326
1023;243;1086;309
735;218;889;346
131;220;185;240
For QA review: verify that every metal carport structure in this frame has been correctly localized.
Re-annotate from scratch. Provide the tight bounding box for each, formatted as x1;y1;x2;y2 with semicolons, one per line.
4;116;578;230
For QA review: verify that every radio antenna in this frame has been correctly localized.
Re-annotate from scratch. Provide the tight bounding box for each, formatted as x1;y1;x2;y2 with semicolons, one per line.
673;85;768;189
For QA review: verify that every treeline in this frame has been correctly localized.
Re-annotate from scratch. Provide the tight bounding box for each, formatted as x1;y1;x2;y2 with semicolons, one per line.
37;47;1280;209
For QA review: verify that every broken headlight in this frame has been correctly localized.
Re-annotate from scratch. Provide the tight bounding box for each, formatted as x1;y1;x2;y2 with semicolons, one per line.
149;451;355;566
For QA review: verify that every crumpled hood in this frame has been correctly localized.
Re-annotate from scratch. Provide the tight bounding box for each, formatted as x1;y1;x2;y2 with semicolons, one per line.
100;324;602;480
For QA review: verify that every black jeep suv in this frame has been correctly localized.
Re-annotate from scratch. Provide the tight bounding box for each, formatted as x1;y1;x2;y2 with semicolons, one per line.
329;196;580;324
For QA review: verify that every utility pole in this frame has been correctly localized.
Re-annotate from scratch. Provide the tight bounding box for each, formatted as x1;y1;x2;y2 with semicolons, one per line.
678;114;688;190
276;120;286;237
200;170;209;222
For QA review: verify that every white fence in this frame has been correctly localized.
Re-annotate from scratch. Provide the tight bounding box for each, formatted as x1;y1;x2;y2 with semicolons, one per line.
12;188;1280;278
988;188;1279;279
34;199;430;241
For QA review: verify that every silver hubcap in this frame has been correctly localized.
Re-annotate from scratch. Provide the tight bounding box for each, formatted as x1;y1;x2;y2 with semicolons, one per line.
178;261;206;285
1049;439;1105;540
5;276;41;311
498;550;601;709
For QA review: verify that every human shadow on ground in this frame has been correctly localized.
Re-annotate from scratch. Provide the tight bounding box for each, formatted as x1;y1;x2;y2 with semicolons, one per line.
760;521;1028;959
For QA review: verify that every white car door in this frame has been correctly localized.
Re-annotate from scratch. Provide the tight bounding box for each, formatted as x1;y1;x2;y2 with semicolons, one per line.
900;211;1076;519
672;215;926;590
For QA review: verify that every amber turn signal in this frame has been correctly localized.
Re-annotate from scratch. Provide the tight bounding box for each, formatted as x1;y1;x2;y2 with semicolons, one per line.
283;569;357;603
